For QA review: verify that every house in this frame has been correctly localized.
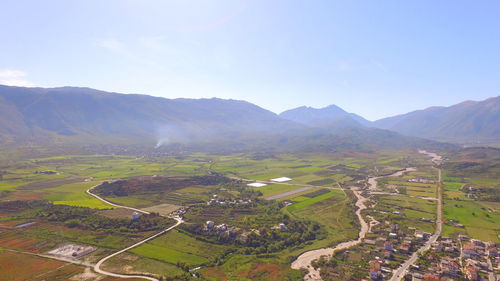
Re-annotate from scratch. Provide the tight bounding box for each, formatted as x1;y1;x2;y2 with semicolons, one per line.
463;243;476;258
369;260;382;270
423;273;439;281
216;224;227;232
369;268;381;280
384;241;394;251
132;212;141;221
384;250;392;259
206;221;215;230
440;258;459;277
400;242;411;254
472;240;485;248
415;230;425;240
389;232;398;239
458;234;470;240
464;265;478;281
488;247;498;257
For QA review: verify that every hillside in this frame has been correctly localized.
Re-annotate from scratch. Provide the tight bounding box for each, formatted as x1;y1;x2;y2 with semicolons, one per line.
372;96;500;143
0;85;305;146
0;85;455;154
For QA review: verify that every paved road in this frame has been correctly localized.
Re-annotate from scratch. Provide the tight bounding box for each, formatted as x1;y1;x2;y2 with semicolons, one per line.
87;185;150;214
266;186;312;200
389;164;443;281
93;216;184;281
87;184;184;280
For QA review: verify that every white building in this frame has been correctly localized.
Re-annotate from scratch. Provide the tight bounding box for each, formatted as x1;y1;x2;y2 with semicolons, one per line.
247;182;267;187
270;177;292;183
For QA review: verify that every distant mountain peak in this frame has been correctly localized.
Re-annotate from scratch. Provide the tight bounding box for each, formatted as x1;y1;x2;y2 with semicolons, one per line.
279;104;371;129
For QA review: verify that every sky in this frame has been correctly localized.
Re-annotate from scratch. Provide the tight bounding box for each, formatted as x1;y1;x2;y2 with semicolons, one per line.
0;0;499;120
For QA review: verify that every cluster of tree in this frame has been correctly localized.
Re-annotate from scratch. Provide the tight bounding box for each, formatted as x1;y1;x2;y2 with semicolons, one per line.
183;214;322;255
5;201;171;233
0;200;49;212
94;174;233;197
442;161;497;178
462;186;500;202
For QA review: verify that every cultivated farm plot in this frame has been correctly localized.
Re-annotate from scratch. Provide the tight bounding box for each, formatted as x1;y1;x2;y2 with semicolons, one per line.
0;250;84;281
370;195;437;233
442;198;500;242
102;253;185;279
201;253;303;281
129;229;228;266
284;189;358;255
142;203;182;216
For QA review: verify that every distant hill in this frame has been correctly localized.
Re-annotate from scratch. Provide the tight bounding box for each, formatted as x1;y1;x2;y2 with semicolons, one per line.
372;96;500;143
279;105;371;129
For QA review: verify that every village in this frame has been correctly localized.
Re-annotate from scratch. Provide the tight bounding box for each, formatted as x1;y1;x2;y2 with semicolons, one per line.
408;235;499;281
359;221;498;281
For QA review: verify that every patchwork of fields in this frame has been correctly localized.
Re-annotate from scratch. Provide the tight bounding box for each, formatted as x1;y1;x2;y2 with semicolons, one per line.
0;148;498;280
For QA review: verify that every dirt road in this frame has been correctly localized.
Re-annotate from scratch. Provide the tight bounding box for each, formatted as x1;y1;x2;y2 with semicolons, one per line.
291;189;369;281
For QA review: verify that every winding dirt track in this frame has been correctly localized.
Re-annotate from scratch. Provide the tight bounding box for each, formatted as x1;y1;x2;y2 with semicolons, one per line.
291;189;369;280
87;185;184;280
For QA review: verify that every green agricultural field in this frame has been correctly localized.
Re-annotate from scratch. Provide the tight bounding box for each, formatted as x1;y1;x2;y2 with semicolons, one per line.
284;189;358;256
253;184;302;198
43;181;114;209
287;191;337;212
369;195;437;233
130;229;228;266
444;182;464;191
102;253;186;279
442;199;499;242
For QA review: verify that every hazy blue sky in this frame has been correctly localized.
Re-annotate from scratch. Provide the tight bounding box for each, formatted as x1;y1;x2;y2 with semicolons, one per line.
1;0;499;120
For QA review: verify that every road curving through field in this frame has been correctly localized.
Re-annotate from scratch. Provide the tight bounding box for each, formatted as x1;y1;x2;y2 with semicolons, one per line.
86;183;184;281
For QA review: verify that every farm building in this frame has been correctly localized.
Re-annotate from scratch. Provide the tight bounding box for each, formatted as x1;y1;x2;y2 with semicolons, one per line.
132;212;141;221
48;244;96;258
270;177;292;182
247;182;267;187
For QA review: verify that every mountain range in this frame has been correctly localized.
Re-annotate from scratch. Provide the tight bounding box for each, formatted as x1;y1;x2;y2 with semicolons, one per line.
280;97;499;144
0;85;497;152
